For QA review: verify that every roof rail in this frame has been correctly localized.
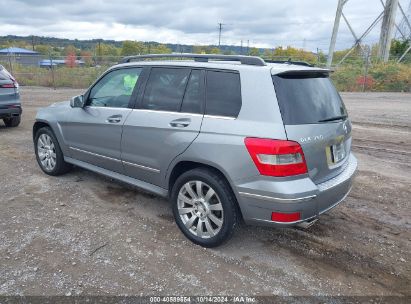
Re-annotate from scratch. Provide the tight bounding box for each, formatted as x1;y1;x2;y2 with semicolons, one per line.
265;59;313;67
119;53;266;66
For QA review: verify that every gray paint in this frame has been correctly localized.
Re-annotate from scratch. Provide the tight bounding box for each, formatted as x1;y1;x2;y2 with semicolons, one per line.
34;59;357;227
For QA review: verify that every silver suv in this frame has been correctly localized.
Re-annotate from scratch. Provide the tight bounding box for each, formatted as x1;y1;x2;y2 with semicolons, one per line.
33;54;357;247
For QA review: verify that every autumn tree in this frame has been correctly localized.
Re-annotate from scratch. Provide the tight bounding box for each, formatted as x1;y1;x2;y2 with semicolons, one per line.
81;51;93;66
64;45;78;56
65;52;77;68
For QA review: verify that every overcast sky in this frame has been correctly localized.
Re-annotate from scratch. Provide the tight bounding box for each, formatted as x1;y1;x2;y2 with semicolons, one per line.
0;0;408;51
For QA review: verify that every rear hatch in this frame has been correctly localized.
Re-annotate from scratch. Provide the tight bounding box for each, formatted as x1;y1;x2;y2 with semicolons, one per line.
0;65;19;106
272;70;352;184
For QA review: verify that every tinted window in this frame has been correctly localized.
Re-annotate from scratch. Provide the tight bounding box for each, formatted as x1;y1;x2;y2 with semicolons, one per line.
181;70;204;114
142;68;190;112
206;71;242;117
272;73;347;125
88;68;142;108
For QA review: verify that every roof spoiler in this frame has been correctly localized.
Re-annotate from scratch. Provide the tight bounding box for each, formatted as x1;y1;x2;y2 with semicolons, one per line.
274;69;331;77
265;59;314;67
119;53;266;66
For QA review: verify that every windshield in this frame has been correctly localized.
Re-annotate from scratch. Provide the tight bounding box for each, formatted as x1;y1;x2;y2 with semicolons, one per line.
272;73;347;125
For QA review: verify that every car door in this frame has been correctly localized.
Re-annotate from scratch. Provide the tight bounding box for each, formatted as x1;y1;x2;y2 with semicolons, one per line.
121;67;205;186
61;67;143;173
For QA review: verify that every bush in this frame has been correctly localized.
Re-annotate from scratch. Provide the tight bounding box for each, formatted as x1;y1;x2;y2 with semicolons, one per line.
331;62;411;92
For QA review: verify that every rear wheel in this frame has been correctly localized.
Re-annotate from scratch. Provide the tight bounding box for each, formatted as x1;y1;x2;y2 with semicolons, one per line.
34;127;72;176
171;168;239;247
3;116;21;127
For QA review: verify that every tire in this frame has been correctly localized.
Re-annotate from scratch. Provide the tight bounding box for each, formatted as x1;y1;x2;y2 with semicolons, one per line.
34;127;72;176
171;168;239;247
3;116;21;127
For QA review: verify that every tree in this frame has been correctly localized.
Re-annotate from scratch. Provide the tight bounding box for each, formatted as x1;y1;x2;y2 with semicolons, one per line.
64;45;78;56
121;41;147;56
248;47;260;56
150;44;172;54
81;50;93;66
35;44;52;55
65;52;77;68
192;45;220;54
390;39;410;57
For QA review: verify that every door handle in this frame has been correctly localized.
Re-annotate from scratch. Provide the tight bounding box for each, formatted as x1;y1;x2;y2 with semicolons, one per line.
169;118;191;128
106;114;122;123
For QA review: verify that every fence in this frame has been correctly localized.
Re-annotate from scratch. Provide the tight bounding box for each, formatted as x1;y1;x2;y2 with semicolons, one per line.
1;54;411;92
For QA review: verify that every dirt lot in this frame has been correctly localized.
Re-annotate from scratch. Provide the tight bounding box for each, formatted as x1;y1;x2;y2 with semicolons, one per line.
0;87;410;297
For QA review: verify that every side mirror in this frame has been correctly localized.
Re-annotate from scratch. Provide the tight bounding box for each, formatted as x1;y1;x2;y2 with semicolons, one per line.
70;95;85;108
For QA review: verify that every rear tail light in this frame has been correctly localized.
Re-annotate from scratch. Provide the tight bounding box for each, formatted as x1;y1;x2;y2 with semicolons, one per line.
0;79;18;88
244;138;308;177
0;83;16;88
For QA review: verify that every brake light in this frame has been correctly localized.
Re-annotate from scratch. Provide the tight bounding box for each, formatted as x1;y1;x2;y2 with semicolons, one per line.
244;138;308;177
0;83;16;88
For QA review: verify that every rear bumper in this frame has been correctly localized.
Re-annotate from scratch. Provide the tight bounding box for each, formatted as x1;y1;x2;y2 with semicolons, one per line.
0;105;22;118
236;153;357;227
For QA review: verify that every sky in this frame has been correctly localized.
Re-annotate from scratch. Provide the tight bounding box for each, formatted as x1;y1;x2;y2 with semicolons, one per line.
0;0;409;51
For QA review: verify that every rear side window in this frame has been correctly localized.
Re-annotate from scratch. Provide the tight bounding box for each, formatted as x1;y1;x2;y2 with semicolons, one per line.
181;69;204;114
206;71;242;117
272;73;347;125
142;67;190;112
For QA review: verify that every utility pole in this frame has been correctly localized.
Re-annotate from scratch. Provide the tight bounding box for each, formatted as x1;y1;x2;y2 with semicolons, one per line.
327;0;346;68
240;40;243;55
218;23;224;47
98;40;102;64
31;35;35;51
378;0;399;61
317;47;320;64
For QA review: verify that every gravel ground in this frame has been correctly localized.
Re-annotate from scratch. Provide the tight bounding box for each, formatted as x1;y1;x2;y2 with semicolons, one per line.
0;87;410;297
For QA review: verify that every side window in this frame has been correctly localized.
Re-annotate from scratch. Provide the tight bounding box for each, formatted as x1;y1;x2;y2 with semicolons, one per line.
180;69;204;114
88;68;142;108
206;71;242;117
141;68;190;112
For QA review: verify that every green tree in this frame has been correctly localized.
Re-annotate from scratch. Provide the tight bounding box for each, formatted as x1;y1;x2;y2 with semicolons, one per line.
121;41;147;56
151;44;171;54
63;45;78;56
34;44;52;55
390;39;410;57
248;47;260;56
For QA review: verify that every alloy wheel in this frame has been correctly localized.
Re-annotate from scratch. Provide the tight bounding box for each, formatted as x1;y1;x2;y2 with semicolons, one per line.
37;134;57;171
177;181;224;239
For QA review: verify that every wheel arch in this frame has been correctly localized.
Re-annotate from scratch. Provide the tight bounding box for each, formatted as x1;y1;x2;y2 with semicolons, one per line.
166;159;244;220
33;120;51;141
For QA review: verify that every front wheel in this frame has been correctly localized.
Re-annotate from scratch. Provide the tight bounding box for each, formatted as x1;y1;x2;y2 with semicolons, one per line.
171;168;239;247
34;127;72;176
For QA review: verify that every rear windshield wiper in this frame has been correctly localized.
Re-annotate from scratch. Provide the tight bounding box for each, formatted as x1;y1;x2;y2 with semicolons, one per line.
318;115;347;123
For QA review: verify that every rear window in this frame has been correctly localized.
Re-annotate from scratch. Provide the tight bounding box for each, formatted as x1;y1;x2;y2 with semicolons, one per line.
206;70;242;117
272;73;347;125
